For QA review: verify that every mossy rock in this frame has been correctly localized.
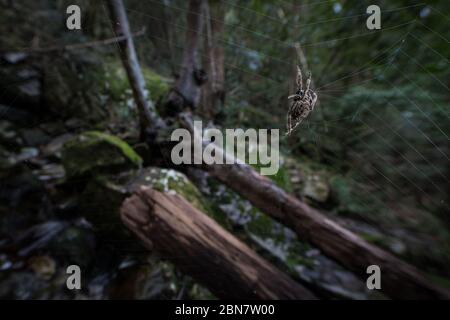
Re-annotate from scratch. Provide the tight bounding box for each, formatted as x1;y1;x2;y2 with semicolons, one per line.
42;52;107;122
47;225;96;271
285;156;332;204
128;168;211;214
61;131;142;178
329;176;363;213
302;173;330;203
203;177;315;271
79;167;219;239
107;258;214;299
102;58;170;104
42;53;169;124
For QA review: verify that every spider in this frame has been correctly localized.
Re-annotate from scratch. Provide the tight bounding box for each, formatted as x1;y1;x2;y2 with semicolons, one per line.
286;66;318;136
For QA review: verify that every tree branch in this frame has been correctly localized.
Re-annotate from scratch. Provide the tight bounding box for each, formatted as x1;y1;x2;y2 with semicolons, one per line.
107;0;163;136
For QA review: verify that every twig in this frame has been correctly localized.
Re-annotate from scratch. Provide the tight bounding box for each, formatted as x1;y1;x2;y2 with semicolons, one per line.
2;28;146;55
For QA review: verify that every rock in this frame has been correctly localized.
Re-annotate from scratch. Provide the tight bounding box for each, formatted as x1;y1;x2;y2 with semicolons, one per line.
2;52;28;64
329;175;369;216
41;133;74;157
7;147;39;165
0;120;22;148
0;105;35;125
42;54;170;123
284;157;333;204
103;59;170;103
32;163;65;182
18;79;40;101
27;255;56;280
11;220;69;257
78;167;215;240
302;174;330;203
0;65;42;109
21;128;51;147
0;165;47;236
108;262;178;299
47;222;96;270
61;131;142;178
0;271;47;299
108;257;213;300
0;269;74;300
128;168;212;214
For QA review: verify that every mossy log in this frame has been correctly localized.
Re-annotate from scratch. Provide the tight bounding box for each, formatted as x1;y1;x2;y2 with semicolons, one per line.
202;153;450;299
120;187;317;300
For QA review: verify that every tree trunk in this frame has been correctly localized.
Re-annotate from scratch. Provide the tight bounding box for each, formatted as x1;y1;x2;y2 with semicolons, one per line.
202;0;225;121
165;0;206;114
120;187;317;300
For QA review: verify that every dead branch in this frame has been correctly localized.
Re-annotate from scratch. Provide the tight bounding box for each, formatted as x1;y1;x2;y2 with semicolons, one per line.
107;0;163;135
0;28;146;55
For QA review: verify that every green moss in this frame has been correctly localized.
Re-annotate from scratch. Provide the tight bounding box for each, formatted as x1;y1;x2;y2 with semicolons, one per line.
142;68;170;102
86;131;142;166
359;233;390;247
135;168;228;225
285;242;315;269
144;168;209;212
246;211;278;240
271;164;293;192
329;175;376;216
61;131;142;178
247;155;292;192
103;59;170;103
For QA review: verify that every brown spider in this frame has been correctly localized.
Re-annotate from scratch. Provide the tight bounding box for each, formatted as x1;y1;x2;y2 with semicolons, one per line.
286;66;318;136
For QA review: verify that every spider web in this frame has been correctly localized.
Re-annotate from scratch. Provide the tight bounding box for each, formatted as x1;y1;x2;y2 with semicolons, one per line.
1;0;448;238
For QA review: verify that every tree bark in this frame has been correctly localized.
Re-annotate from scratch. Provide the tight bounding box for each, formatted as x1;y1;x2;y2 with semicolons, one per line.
165;0;206;114
201;0;225;121
120;187;317;300
106;0;163;135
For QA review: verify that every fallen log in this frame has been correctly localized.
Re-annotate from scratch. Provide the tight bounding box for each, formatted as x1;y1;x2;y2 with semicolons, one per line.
176;114;450;300
120;187;317;300
203;153;450;299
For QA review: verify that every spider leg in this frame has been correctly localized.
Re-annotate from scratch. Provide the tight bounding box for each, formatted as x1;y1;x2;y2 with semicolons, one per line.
287;111;292;135
296;65;303;91
305;71;312;93
290;119;301;135
311;92;318;110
